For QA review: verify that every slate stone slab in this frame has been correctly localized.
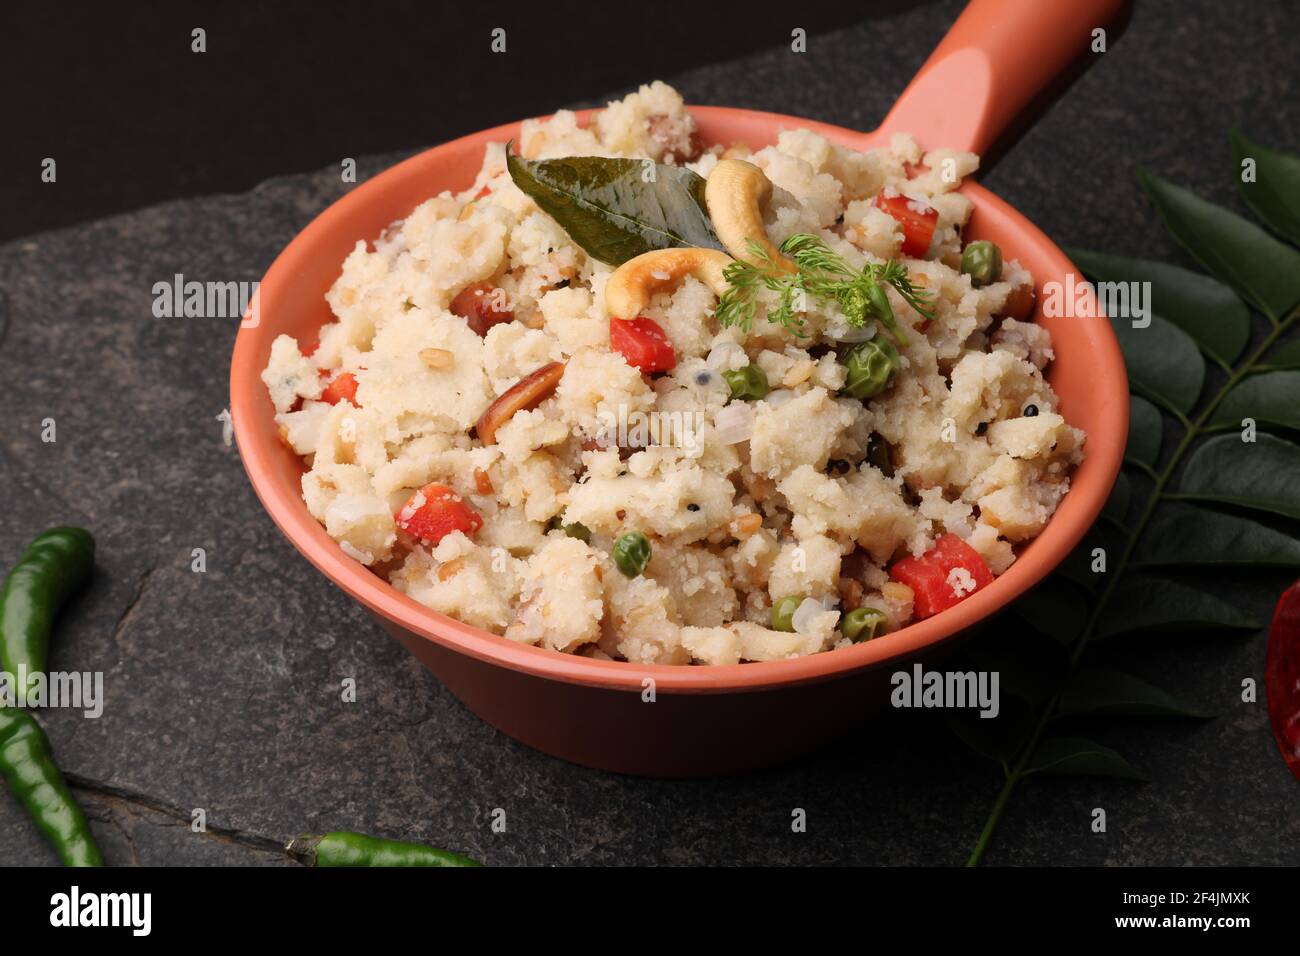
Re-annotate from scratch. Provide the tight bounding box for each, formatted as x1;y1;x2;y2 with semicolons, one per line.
1;0;1297;866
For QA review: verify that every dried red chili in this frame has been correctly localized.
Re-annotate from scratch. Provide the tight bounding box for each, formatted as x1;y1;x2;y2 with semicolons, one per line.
1265;580;1300;781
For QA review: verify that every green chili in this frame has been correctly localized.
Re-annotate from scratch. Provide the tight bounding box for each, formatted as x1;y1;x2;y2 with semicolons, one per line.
287;831;482;867
840;606;887;643
1;527;95;706
0;706;103;866
840;338;900;401
722;365;770;401
613;532;651;577
771;595;803;632
960;240;1003;288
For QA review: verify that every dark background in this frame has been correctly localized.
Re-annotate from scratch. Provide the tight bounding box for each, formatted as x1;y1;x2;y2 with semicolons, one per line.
1;0;1298;868
2;0;884;242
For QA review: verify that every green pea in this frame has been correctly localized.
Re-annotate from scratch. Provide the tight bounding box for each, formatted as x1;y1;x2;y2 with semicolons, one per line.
841;606;887;643
961;240;1003;288
613;532;651;577
840;338;900;401
866;432;894;477
563;522;591;543
771;595;803;632
722;364;770;401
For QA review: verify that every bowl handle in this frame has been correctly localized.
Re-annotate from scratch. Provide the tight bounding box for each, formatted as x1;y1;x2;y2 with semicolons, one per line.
876;0;1126;155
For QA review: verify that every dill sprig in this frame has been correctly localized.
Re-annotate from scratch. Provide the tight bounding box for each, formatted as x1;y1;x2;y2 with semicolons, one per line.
714;233;936;343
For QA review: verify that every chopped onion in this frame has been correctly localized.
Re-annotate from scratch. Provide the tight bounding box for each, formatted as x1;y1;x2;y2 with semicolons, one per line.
706;342;747;371
327;493;388;525
714;403;754;444
792;597;828;636
825;321;877;343
764;388;796;408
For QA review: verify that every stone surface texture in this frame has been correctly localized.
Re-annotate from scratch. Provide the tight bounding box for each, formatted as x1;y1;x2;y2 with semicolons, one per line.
1;0;1297;865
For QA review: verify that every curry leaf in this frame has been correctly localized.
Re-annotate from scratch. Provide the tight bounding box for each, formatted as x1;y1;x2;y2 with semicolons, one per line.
1258;338;1300;370
1177;432;1300;520
1057;523;1128;593
1026;737;1146;781
1058;668;1211;718
1209;370;1300;431
1098;575;1261;638
1126;395;1163;468
1067;247;1250;364
964;629;1068;709
1232;129;1300;245
948;695;1037;764
1055;522;1128;590
1012;576;1093;646
1103;472;1131;525
506;148;724;265
1134;503;1300;568
1139;168;1300;319
1109;312;1203;414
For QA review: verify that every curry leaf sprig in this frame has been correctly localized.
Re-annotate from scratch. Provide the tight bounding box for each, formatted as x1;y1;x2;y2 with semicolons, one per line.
714;233;934;342
959;129;1300;867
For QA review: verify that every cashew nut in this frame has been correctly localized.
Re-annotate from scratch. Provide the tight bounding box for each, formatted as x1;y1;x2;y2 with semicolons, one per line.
604;247;733;319
704;159;795;273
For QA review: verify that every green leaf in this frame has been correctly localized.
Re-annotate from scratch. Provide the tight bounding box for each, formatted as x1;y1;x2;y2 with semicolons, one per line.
1139;168;1300;319
1026;736;1146;781
1232;129;1300;245
1068;247;1250;364
1058;667;1211;718
1057;523;1128;593
1134;503;1300;568
1099;575;1261;638
948;695;1036;764
1258;338;1300;370
506;148;724;265
1209;370;1300;431
1126;395;1163;468
1012;575;1092;645
1178;432;1300;520
1103;471;1131;525
965;629;1068;709
1110;312;1204;414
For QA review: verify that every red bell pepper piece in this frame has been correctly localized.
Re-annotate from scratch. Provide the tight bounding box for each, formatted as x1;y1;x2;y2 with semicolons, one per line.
609;316;676;373
395;483;483;546
875;190;939;258
890;533;994;620
320;371;358;406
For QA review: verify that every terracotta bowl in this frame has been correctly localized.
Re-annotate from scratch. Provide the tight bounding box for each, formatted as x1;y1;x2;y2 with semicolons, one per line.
230;104;1127;776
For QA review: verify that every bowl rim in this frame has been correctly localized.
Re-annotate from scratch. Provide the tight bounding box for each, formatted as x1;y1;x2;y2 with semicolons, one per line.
231;105;1128;696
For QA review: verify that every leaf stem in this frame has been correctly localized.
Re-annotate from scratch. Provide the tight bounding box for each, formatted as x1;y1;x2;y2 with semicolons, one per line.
965;302;1300;867
1123;458;1159;481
